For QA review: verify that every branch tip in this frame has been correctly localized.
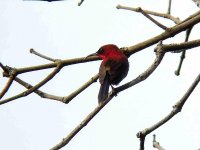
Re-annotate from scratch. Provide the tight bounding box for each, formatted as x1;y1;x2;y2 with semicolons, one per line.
0;63;7;72
153;134;156;142
116;4;121;9
167;0;172;14
174;70;180;76
30;48;57;62
30;48;34;53
78;0;84;6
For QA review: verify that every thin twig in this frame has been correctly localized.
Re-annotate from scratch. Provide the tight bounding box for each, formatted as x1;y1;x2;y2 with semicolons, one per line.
175;51;186;76
139;135;146;150
179;10;200;25
78;0;84;6
0;76;14;99
160;39;200;52
0;63;17;99
167;0;172;14
62;74;99;103
30;48;57;62
117;5;181;24
137;73;200;145
138;7;167;30
126;11;200;55
0;62;63;105
50;97;111;150
175;27;193;76
0;62;7;72
15;55;99;74
14;74;99;104
0;63;17;78
153;135;166;150
14;77;64;102
50;50;165;150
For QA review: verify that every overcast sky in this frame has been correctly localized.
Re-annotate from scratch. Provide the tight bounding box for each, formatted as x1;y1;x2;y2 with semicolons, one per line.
0;0;200;150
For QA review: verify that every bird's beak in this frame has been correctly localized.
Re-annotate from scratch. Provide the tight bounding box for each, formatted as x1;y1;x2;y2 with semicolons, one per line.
87;52;98;57
84;52;98;60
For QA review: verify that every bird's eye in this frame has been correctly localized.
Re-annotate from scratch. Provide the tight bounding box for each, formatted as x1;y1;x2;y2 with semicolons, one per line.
97;48;104;54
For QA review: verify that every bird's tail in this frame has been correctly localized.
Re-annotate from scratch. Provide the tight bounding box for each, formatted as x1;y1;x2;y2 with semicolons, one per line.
98;76;109;105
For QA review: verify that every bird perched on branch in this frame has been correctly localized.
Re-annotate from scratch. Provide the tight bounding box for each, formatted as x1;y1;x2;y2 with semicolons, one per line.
87;44;129;104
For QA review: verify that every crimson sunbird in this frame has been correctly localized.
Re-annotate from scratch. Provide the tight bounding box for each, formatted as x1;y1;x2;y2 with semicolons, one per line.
87;44;129;104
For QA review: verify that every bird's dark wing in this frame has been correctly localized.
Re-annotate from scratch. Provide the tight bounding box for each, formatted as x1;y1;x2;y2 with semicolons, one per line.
99;61;110;84
105;58;129;85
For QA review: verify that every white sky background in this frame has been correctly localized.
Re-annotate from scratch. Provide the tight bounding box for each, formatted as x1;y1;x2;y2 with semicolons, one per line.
0;0;200;150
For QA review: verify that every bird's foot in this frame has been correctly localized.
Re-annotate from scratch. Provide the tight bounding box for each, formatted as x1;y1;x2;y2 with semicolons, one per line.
110;85;118;97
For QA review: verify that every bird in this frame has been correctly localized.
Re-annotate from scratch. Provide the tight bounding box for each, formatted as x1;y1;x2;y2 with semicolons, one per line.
87;44;129;104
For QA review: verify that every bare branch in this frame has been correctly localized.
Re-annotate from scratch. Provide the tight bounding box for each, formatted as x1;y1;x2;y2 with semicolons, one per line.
175;51;186;76
14;77;64;102
117;5;181;24
50;50;165;150
14;74;99;104
153;135;166;150
62;74;99;103
13;55;99;75
0;62;7;72
137;73;200;145
139;135;146;150
0;63;17;99
0;61;63;105
50;97;111;150
160;39;200;52
136;7;168;30
78;0;84;6
167;0;172;14
175;27;193;75
126;11;200;55
0;76;14;99
180;10;200;24
30;48;57;62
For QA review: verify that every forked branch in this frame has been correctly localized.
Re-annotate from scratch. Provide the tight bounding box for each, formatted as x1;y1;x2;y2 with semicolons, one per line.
14;74;98;104
137;73;200;150
0;61;63;105
117;5;181;24
0;76;14;99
